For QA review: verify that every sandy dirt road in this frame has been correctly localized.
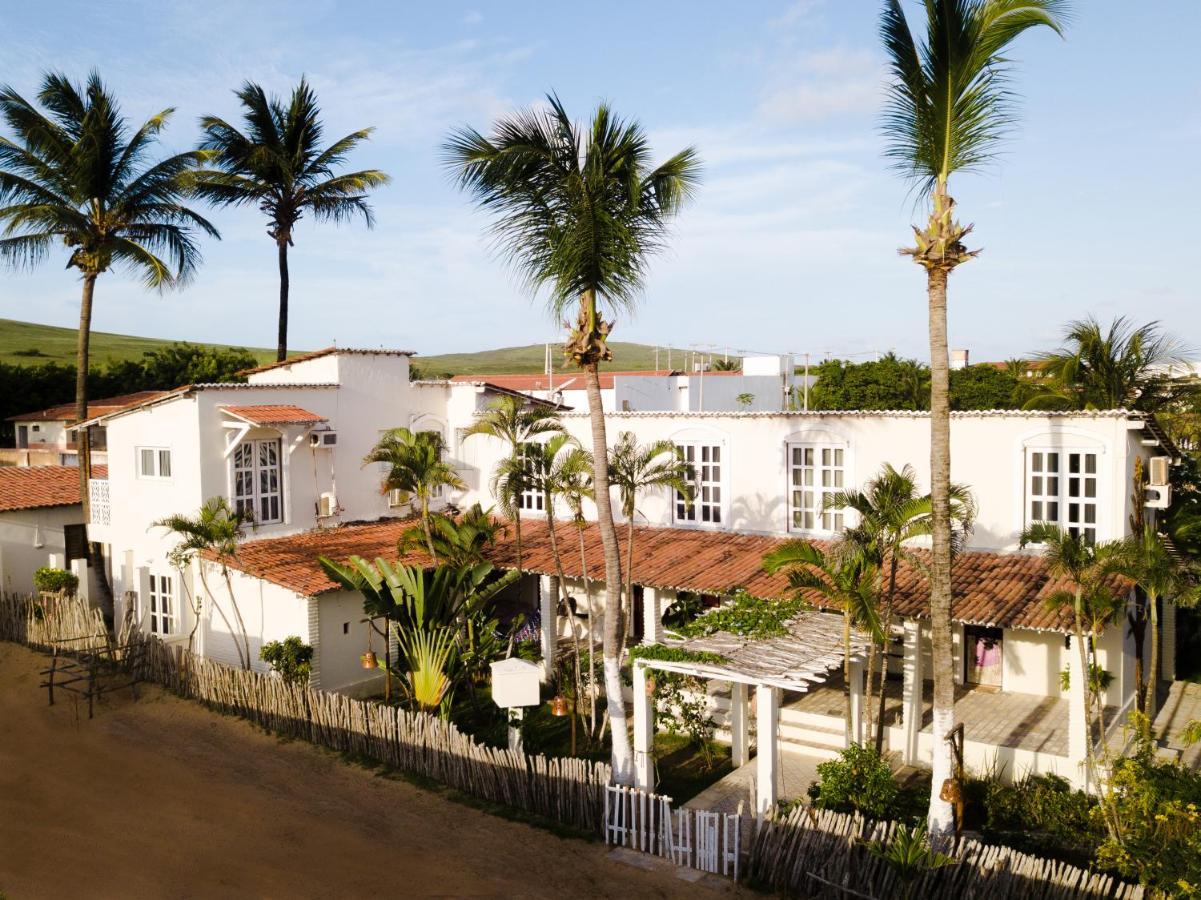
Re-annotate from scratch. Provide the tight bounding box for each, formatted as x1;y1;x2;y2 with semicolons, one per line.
0;643;742;899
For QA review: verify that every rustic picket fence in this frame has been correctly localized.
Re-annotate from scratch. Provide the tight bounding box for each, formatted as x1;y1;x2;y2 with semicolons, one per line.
117;628;611;833
604;784;741;880
748;804;1144;899
0;593;108;650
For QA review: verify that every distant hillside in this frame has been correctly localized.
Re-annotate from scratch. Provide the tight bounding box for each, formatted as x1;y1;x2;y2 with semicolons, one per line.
418;341;695;377
0;318;277;368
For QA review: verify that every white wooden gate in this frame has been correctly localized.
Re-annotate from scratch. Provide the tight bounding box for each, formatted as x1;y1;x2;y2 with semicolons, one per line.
604;784;740;880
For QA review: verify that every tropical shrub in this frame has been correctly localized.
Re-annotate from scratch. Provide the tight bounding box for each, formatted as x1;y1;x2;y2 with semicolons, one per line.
808;744;900;820
675;591;807;640
33;567;78;596
980;773;1101;865
259;636;314;686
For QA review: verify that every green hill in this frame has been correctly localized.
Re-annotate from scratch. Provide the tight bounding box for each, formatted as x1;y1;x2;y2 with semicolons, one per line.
419;341;691;376
0;318;278;367
0;318;692;376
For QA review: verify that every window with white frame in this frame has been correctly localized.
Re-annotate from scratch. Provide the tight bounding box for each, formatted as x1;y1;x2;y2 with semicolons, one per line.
1026;448;1098;543
674;442;723;525
516;442;544;512
232;438;282;524
148;573;175;635
137;446;172;479
788;444;846;532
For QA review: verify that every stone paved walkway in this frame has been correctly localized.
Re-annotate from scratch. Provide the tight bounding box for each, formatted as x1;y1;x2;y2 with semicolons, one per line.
683;750;826;816
1154;681;1201;769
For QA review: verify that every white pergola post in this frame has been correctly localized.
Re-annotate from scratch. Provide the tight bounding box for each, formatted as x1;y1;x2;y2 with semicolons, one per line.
1068;634;1090;790
1162;600;1178;682
849;656;865;746
633;662;655;791
539;574;558;682
642;587;672;645
755;684;778;822
902;619;924;765
730;681;750;767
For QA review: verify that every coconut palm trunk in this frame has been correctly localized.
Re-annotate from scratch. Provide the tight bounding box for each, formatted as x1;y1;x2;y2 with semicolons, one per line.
585;356;632;781
276;238;290;361
926;255;956;834
875;558;901;751
1145;592;1160;717
576;519;599;732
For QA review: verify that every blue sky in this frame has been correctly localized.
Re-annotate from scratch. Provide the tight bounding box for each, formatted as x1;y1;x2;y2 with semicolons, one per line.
1;1;1199;363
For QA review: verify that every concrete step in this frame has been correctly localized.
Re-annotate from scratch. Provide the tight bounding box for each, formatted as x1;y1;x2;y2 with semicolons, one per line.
779;720;846;749
780;706;845;731
780;739;842;761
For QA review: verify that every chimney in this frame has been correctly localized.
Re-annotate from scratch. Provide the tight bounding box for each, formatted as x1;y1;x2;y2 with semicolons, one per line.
950;349;970;370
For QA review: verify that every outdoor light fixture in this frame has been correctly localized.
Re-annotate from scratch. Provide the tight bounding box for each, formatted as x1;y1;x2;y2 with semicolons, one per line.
550;694;570;717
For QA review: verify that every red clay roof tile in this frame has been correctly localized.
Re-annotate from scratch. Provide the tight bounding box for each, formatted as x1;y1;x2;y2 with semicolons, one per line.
0;465;107;512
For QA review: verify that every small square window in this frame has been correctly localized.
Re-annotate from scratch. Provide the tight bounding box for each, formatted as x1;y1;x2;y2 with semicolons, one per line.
343;622;350;635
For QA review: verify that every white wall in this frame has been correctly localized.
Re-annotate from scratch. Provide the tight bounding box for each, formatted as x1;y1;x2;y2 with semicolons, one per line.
1003;629;1067;697
0;505;84;594
316;589;385;696
199;563;311;670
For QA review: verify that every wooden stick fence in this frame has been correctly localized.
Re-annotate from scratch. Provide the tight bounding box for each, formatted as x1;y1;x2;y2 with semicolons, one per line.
604;784;741;880
116;628;612;833
0;593;108;650
748;805;1144;899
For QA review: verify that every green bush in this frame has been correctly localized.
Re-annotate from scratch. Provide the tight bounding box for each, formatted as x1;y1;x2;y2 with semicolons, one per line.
980;773;1102;865
808;744;900;820
33;566;79;596
259;636;313;686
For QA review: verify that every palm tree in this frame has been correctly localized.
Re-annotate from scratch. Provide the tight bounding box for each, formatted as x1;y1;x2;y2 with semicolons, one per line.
0;71;218;584
828;463;976;750
155;498;251;669
446;96;699;782
364;428;465;560
764;540;883;746
196;78;389;361
463;395;563;573
1020;522;1125;800
881;0;1067;837
1118;526;1201;717
608;432;694;639
1025;316;1193;412
556;446;600;731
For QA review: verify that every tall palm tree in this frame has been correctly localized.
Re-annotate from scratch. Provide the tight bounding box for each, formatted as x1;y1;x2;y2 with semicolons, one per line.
881;0;1067;837
195;78;389;361
463;395;563;574
828;463;976;750
1118;526;1201;717
608;432;694;640
555;446;600;731
446;95;699;782
764;541;883;746
1020;522;1124;800
1025;316;1193;412
0;72;218;586
364;428;465;560
155;498;251;669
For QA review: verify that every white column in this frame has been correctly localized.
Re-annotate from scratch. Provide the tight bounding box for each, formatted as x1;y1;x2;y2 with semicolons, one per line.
755;684;778;822
633;663;654;791
902;619;925;765
1162;600;1178;682
849;656;865;746
70;557;91;605
539;574;558;682
643;587;671;645
730;681;750;767
1067;634;1089;790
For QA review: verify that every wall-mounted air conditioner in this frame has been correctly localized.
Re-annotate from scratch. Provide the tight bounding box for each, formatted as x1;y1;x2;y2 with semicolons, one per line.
310;430;338;448
1149;456;1170;486
318;492;338;518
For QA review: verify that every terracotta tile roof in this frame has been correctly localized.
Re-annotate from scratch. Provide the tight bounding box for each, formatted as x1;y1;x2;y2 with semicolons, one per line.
0;465;107;512
220;405;328;426
450;370;679;392
8;391;172;423
220;518;1126;633
240;347;414;377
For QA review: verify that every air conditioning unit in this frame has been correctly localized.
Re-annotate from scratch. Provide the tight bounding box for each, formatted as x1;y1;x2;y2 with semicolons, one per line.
310;430;338;449
318;492;338;518
1149;456;1171;486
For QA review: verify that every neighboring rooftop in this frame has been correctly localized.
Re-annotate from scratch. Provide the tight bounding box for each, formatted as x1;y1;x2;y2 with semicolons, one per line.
240;347;414;377
7;391;172;423
450;370;679;392
219;516;1122;634
0;465;107;512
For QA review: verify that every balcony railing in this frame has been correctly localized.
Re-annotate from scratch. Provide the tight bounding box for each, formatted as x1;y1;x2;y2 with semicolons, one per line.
89;478;111;526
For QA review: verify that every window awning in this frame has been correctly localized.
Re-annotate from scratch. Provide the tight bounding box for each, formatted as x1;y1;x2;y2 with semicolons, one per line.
220;405;328;426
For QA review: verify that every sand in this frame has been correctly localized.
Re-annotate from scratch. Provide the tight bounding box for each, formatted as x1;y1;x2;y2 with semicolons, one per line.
0;643;741;899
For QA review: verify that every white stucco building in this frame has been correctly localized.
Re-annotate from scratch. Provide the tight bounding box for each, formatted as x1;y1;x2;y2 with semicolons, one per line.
69;346;1181;796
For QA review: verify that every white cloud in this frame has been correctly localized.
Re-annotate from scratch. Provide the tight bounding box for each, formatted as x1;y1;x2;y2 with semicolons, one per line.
462;10;483;26
758;47;883;124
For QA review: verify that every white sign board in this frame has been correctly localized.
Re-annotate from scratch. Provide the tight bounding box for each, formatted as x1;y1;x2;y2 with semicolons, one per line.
490;657;541;708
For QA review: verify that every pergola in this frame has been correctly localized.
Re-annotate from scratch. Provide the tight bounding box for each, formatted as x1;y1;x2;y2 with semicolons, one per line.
631;609;872;821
